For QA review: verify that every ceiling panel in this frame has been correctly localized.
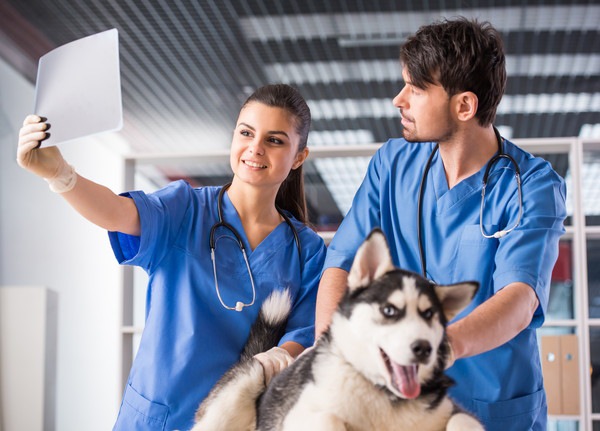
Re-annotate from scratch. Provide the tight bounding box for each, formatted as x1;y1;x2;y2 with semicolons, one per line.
1;0;598;226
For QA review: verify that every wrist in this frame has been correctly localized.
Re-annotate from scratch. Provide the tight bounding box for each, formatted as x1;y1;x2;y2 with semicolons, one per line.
45;159;77;193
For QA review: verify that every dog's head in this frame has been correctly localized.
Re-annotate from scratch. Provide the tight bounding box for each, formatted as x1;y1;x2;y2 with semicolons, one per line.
331;229;478;400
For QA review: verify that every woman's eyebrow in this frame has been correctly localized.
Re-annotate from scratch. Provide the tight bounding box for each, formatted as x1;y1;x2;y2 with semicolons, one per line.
238;122;289;138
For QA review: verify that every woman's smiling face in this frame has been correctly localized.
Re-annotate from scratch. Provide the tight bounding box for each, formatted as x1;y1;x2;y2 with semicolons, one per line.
230;101;307;190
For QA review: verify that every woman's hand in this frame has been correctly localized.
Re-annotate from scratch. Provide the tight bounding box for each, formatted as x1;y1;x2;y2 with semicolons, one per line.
17;115;65;179
254;346;294;385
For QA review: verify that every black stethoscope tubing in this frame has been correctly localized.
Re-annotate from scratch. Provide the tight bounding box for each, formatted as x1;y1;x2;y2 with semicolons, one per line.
417;128;522;279
209;183;301;257
209;182;302;311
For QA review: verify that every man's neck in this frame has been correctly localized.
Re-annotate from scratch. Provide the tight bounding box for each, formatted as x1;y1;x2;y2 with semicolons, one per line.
438;125;498;189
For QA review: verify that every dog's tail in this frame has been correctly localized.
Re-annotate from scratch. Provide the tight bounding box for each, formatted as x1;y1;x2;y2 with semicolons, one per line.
191;289;292;431
239;288;292;361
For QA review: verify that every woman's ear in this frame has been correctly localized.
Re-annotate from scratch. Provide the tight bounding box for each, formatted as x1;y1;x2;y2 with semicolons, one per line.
292;147;309;170
453;91;478;122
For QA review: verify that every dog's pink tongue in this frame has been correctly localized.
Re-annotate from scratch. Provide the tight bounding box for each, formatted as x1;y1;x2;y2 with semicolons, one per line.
391;363;420;399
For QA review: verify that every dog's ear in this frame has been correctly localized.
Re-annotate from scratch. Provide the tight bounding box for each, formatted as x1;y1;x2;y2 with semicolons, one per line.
434;282;478;322
347;229;395;291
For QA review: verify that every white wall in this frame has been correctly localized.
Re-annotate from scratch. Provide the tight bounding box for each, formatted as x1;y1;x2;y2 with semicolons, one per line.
0;57;124;430
0;286;58;431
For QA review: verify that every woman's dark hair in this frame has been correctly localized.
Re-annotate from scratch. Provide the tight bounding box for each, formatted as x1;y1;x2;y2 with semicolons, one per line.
400;17;506;127
241;84;311;224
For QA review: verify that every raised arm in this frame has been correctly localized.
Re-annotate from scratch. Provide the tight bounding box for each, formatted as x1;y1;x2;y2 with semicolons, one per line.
17;115;140;235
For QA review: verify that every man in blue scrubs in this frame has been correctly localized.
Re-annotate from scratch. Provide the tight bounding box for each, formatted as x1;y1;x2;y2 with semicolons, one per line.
316;18;566;430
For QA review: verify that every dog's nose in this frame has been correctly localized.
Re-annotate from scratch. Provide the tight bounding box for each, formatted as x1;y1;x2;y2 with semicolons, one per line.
411;340;432;362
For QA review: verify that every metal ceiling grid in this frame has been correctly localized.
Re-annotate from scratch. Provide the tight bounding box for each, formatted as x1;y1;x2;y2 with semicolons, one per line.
1;0;599;225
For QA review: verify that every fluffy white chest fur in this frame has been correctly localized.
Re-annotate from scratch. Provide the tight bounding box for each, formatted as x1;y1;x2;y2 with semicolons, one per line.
280;350;454;431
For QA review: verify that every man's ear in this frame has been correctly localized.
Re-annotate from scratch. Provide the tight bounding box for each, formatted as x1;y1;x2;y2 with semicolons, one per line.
453;91;478;122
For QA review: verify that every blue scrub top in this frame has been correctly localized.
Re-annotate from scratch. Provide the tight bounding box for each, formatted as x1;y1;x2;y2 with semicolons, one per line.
108;181;326;431
325;138;566;430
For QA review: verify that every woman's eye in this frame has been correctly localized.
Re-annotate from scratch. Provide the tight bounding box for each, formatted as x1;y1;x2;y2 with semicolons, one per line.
240;130;252;137
268;137;284;145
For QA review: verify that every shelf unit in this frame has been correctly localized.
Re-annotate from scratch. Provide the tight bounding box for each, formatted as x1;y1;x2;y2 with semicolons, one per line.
119;137;600;429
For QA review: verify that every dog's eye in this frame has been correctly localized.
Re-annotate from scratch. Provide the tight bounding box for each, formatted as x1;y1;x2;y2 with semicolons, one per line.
421;308;434;320
381;304;399;318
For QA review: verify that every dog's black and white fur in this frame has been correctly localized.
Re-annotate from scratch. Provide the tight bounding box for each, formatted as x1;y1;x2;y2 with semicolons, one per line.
192;229;484;431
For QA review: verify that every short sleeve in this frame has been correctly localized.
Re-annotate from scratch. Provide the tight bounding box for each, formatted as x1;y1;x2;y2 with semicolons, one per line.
324;143;385;272
493;166;567;327
108;180;195;272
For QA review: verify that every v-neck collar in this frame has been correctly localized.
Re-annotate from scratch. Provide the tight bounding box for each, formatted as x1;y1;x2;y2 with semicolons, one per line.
221;189;288;256
429;149;488;214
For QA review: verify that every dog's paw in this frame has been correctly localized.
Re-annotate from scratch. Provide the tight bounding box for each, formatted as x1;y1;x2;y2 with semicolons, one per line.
446;412;484;431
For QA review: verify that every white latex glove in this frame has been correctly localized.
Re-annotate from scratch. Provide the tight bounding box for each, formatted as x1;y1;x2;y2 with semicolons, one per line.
17;115;77;193
254;346;294;385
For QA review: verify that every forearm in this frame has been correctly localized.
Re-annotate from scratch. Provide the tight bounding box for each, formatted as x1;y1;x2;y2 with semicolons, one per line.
17;116;140;235
447;282;539;359
61;174;140;235
315;267;349;338
280;341;305;358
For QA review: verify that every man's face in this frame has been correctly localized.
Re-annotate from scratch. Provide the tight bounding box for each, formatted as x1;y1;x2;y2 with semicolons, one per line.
392;69;457;143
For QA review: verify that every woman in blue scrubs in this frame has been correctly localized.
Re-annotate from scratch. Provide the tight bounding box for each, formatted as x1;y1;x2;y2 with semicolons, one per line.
18;84;327;430
316;19;566;430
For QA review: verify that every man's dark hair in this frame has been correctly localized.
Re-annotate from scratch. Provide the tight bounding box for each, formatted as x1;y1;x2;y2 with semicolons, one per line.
400;17;506;126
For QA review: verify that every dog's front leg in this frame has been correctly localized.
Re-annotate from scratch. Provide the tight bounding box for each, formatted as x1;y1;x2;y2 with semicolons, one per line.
446;412;485;431
283;412;347;431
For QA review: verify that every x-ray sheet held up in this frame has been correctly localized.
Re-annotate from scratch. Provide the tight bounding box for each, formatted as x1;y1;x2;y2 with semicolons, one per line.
33;28;122;147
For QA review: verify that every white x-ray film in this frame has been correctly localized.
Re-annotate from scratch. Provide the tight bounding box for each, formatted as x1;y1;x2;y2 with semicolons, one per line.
34;28;122;147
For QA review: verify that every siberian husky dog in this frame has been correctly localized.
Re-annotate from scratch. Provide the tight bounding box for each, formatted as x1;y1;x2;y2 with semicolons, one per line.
193;229;484;431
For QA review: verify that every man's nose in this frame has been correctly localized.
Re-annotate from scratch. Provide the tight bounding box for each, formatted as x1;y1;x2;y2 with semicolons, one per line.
392;87;407;108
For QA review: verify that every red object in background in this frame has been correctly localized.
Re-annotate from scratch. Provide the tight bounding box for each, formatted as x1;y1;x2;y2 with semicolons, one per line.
552;242;572;283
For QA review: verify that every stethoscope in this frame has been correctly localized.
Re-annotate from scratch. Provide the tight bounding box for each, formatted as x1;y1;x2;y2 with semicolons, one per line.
417;127;523;279
209;183;302;312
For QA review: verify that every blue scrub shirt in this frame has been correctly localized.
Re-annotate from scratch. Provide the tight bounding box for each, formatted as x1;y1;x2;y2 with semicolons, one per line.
108;181;326;431
325;138;566;430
